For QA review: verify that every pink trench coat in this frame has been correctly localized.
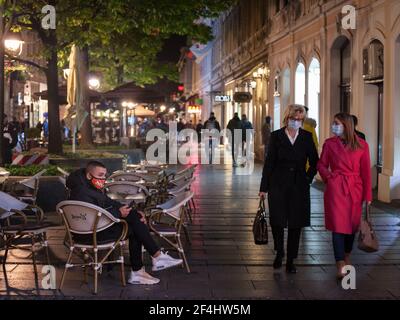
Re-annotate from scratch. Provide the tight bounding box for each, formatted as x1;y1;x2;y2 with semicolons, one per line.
317;137;372;234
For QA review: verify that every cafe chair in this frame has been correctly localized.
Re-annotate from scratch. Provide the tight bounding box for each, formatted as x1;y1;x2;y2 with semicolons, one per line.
147;191;194;273
0;191;53;271
56;200;128;294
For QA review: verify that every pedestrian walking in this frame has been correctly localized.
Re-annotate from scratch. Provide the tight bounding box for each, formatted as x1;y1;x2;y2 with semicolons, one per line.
317;112;372;279
196;120;203;144
203;112;221;164
259;104;319;273
241;114;253;161
227;112;243;167
261;116;272;159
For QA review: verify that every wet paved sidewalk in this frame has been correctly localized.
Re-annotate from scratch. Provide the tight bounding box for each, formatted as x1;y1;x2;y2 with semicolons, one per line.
1;162;400;299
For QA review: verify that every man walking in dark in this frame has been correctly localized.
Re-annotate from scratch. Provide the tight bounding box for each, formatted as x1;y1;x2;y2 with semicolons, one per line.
227;112;243;167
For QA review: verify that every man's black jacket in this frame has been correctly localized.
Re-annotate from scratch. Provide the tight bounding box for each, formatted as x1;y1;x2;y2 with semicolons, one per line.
66;168;123;218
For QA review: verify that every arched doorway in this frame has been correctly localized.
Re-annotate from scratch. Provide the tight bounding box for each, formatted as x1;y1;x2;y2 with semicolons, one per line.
295;62;306;105
363;39;384;189
279;68;291;129
308;58;320;138
330;36;351;116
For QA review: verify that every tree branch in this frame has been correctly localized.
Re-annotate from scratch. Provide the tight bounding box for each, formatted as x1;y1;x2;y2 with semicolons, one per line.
7;55;48;72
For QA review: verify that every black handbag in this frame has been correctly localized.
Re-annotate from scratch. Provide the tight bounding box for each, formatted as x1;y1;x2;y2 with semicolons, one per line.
252;198;268;245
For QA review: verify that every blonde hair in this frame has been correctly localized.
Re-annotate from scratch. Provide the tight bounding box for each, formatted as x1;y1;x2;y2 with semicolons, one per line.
282;104;306;127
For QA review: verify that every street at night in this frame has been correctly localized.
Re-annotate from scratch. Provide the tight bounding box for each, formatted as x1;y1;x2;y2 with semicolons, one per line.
1;0;400;315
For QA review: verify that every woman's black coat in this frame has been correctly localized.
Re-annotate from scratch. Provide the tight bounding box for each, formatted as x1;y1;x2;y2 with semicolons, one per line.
259;127;319;228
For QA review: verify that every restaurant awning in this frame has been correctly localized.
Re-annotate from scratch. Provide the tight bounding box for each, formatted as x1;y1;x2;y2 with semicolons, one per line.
103;79;180;104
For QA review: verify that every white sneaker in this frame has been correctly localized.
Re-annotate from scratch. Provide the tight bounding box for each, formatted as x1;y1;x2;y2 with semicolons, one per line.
127;267;160;285
152;251;183;271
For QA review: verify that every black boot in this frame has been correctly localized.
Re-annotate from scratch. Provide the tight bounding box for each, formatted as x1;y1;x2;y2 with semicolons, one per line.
273;254;283;269
286;258;297;273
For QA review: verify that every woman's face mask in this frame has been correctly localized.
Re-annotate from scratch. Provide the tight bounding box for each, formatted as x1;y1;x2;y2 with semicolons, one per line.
288;119;302;130
331;124;344;136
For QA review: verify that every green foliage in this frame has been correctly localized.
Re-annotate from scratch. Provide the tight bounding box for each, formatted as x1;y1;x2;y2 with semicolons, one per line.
4;164;72;176
49;151;123;159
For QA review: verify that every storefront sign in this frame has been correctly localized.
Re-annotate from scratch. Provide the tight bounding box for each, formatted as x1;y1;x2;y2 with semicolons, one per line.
187;106;201;114
214;95;231;102
233;92;252;103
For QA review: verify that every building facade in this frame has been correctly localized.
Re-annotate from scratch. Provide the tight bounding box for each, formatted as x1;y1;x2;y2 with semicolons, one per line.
182;0;400;203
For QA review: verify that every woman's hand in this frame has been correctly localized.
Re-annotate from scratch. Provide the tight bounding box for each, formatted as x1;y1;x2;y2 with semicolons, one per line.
366;201;372;206
259;192;266;199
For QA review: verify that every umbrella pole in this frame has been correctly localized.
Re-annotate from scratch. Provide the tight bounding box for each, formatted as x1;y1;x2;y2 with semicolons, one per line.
72;123;76;154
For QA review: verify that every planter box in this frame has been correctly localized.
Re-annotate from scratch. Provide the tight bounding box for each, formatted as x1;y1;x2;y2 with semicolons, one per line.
49;157;123;173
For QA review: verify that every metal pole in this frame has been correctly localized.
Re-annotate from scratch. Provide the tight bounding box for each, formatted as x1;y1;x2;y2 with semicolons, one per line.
0;17;5;166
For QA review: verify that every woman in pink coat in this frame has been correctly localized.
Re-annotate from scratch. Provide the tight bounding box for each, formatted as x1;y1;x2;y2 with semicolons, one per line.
317;113;372;278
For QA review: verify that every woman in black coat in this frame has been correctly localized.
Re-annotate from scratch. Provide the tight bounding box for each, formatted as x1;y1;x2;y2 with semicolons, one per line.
259;104;319;273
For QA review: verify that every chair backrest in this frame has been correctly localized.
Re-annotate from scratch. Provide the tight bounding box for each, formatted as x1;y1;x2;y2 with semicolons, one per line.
169;179;193;194
143;165;164;174
0;191;28;212
19;169;47;189
156;191;193;220
108;171;144;182
56;200;118;234
105;181;149;198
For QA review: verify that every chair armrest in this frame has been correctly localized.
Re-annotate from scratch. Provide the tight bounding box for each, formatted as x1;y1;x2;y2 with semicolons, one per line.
4;209;28;229
26;204;44;223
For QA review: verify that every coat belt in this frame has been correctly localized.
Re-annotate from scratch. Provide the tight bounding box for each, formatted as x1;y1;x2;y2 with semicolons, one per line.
332;172;360;204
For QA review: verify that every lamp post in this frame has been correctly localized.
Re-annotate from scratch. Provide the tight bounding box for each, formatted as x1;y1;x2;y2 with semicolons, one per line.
0;31;24;165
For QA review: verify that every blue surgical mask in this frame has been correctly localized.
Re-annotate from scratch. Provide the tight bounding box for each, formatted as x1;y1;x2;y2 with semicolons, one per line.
288;119;302;130
332;124;344;136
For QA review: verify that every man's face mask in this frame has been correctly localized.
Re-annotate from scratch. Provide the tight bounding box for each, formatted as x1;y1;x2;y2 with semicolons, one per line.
89;174;107;190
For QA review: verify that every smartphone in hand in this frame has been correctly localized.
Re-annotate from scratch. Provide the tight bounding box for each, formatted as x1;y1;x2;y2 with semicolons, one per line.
127;200;137;209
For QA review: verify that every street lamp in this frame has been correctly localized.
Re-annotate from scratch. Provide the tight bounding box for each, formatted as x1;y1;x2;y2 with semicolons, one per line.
88;76;100;90
1;31;24;165
4;31;24;56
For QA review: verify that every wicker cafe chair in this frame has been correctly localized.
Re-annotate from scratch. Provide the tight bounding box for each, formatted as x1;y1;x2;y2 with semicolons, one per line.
105;181;150;207
56;200;128;294
3;169;47;205
147;191;194;273
0;191;52;271
108;171;145;183
167;178;196;224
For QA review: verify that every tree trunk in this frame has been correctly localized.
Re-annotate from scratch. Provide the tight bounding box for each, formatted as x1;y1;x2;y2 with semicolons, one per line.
78;46;93;148
46;46;62;155
116;65;124;85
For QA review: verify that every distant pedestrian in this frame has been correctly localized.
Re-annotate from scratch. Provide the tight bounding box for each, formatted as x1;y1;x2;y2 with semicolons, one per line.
241;114;253;160
177;118;185;132
227;112;243;167
317;112;372;279
2;114;13;164
203;112;221;163
351;115;366;140
303;106;318;150
259;104;318;274
196;120;203;143
261;116;272;159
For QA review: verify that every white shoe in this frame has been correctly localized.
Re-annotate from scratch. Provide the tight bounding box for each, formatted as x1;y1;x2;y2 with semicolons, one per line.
127;267;160;285
152;251;183;271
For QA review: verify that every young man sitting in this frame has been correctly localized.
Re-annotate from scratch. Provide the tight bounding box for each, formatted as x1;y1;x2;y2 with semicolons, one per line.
66;160;182;285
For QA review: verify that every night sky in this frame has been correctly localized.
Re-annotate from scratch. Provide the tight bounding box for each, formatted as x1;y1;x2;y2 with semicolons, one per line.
157;35;187;63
